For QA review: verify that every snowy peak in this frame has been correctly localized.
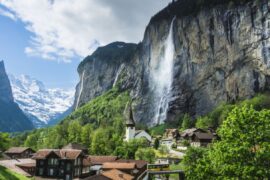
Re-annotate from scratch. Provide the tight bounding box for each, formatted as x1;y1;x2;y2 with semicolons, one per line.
9;74;75;127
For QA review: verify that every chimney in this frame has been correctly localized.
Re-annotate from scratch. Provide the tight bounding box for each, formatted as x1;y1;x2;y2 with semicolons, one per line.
119;174;124;178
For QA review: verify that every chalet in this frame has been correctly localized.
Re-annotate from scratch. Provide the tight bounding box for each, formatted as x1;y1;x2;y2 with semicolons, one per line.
124;103;152;142
102;169;134;180
190;132;214;147
181;128;215;147
4;147;35;159
102;159;147;179
88;156;118;175
33;149;90;180
164;129;180;140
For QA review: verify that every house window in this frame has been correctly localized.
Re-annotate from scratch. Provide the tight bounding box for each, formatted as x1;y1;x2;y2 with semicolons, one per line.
48;168;54;176
39;160;44;166
48;158;59;165
65;174;71;180
66;163;71;171
38;168;44;176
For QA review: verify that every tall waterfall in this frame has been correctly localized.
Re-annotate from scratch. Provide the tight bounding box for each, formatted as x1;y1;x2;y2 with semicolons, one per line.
113;64;124;87
152;18;175;124
75;70;85;110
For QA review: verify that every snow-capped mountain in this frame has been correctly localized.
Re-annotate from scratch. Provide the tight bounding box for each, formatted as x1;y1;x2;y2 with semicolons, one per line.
8;74;75;128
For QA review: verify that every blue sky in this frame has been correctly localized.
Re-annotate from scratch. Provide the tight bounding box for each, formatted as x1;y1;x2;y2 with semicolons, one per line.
0;14;79;89
0;0;170;89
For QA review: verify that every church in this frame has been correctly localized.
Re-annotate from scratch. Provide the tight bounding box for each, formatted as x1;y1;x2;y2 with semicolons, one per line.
124;103;152;142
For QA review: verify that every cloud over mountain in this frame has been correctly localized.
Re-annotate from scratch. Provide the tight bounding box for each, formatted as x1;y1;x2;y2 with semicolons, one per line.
0;0;170;62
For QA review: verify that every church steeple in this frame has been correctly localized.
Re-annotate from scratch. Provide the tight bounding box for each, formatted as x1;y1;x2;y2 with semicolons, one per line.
124;102;136;142
124;102;135;127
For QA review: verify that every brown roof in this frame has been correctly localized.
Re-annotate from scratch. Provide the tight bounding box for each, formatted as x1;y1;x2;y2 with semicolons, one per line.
181;128;206;137
194;132;214;140
32;149;82;160
5;147;33;154
62;143;87;151
83;157;91;167
102;169;134;180
102;162;136;170
88;156;118;165
16;163;36;168
85;174;111;180
116;159;147;169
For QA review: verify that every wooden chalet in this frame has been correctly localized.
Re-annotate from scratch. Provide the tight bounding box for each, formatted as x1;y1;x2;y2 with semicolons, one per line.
4;147;35;159
102;159;147;179
181;128;215;147
32;149;91;180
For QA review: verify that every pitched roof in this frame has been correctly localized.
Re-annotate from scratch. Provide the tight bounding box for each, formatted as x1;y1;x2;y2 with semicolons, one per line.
181;128;206;137
193;132;214;140
16;163;36;168
102;169;134;180
5;147;32;154
60;149;82;159
32;149;82;160
83;157;91;167
116;159;147;169
84;174;111;180
88;156;118;165
62;143;87;150
102;162;136;170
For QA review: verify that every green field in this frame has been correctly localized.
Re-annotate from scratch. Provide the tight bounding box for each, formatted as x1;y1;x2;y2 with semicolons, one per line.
0;165;30;180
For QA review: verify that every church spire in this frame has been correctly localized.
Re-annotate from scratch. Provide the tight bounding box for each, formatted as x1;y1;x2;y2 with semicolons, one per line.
124;102;135;127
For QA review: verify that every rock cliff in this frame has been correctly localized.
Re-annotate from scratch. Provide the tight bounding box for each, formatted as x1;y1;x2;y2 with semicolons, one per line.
75;0;270;126
0;61;34;132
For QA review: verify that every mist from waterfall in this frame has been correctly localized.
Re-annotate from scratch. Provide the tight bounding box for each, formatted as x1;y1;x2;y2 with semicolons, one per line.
152;18;175;124
75;70;85;110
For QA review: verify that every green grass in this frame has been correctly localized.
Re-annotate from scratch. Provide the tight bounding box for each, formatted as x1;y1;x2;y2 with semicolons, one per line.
0;165;31;180
169;163;184;180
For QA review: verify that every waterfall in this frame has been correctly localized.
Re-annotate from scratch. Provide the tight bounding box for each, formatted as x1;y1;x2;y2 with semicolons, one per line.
75;70;85;110
113;64;124;87
152;17;176;124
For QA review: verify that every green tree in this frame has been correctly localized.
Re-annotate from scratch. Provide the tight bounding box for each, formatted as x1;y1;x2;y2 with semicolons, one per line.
135;148;156;163
68;121;82;143
153;138;160;149
115;138;149;159
209;105;270;178
184;105;270;179
0;133;11;151
158;145;169;156
181;114;193;130
81;124;93;147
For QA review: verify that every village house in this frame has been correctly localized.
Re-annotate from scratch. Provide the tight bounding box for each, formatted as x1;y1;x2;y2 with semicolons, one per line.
181;128;215;147
124;104;152;142
87;156;118;175
32;148;90;180
4;147;35;159
164;129;180;140
101;159;147;179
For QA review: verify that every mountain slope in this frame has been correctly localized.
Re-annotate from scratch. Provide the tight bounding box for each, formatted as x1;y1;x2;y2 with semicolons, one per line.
0;61;34;132
74;0;270;126
9;75;74;127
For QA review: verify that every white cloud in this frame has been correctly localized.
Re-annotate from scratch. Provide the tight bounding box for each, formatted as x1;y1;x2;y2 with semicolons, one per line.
0;0;170;62
0;7;17;20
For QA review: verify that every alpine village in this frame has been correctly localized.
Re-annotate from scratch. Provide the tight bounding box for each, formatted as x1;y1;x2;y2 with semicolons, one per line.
0;0;270;180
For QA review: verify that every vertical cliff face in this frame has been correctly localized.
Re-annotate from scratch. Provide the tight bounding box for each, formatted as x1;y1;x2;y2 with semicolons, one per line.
73;42;137;109
75;0;270;126
0;61;34;132
0;61;13;103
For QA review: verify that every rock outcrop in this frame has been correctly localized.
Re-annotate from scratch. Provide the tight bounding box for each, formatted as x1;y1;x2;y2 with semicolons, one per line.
0;61;34;132
75;0;270;126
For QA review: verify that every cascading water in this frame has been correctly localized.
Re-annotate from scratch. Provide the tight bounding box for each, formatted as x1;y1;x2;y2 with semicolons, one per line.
113;64;124;87
152;17;176;124
75;70;85;110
